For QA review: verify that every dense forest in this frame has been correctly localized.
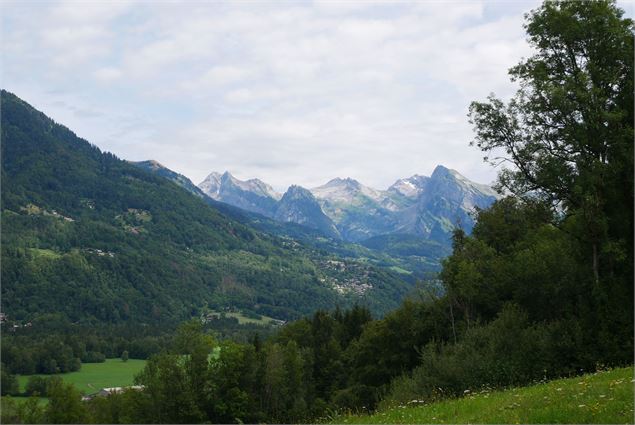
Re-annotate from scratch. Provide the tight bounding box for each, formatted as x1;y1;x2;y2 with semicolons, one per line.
1;0;633;423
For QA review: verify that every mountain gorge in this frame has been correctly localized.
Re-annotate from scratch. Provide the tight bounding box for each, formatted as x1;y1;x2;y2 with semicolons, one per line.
198;165;499;245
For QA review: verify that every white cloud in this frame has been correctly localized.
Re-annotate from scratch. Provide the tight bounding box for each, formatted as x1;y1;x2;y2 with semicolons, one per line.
93;67;123;82
5;0;588;191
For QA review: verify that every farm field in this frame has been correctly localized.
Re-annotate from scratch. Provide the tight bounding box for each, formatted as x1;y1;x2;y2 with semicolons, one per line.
334;366;634;424
16;359;146;395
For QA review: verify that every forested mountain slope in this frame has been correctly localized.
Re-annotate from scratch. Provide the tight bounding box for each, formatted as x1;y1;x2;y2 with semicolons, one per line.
0;90;411;323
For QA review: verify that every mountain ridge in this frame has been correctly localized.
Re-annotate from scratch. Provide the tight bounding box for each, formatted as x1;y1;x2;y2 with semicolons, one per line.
197;166;499;244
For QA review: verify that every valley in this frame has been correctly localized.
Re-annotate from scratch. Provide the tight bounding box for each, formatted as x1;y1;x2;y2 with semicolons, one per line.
1;1;633;423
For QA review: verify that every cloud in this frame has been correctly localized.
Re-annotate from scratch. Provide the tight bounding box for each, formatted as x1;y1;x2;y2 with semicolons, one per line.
8;0;605;192
93;67;123;82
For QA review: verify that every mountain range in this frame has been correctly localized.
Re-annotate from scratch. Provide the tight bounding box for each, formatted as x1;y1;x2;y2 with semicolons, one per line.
1;90;413;323
197;166;499;244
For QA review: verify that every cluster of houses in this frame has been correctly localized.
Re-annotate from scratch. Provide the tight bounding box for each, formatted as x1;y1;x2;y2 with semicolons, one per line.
0;313;33;331
318;259;373;295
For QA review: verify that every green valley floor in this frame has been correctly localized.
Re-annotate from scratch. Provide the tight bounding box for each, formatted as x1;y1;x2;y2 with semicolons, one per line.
12;359;146;402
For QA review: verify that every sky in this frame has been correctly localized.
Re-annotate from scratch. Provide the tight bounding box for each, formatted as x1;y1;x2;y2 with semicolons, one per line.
2;1;632;192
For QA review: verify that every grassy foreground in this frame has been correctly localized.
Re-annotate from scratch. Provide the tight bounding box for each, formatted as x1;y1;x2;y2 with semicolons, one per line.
17;359;146;395
335;366;634;424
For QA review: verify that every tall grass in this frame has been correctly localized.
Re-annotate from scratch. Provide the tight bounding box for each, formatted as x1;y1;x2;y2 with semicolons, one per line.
334;366;634;424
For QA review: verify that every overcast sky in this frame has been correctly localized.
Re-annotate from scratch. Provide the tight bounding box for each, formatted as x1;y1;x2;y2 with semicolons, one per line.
3;1;632;192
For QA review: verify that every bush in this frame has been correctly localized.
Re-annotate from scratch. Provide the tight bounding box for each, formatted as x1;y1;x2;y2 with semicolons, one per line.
381;304;591;408
1;367;19;396
24;376;50;397
23;376;64;398
82;351;106;363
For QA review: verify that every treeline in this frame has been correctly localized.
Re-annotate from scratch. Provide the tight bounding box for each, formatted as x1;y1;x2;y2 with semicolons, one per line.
0;311;278;396
1;314;170;384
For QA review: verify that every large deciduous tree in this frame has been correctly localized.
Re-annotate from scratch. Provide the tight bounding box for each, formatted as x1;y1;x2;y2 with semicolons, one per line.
468;0;633;285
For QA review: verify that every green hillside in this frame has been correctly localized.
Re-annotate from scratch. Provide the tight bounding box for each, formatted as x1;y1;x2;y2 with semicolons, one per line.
334;367;634;424
0;90;411;324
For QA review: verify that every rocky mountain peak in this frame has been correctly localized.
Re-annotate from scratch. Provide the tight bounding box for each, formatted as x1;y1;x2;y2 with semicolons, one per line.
134;159;166;171
429;165;498;198
323;177;361;189
199;171;223;199
388;174;429;198
275;185;340;239
283;185;313;199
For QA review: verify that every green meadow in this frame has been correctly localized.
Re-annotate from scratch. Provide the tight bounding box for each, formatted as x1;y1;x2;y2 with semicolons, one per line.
334;366;634;424
17;359;146;395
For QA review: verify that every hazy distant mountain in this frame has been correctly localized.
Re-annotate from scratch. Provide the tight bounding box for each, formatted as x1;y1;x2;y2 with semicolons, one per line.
197;166;499;245
199;171;281;217
395;165;499;242
274;185;341;240
388;174;429;199
310;178;401;241
132;161;444;278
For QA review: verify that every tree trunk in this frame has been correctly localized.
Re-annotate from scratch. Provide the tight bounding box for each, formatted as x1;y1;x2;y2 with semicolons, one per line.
449;300;457;344
592;242;599;285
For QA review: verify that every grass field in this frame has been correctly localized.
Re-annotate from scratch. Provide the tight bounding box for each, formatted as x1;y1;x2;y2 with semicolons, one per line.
334;366;634;424
17;359;146;395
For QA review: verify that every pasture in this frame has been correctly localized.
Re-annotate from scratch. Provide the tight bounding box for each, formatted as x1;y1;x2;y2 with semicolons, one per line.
17;358;146;395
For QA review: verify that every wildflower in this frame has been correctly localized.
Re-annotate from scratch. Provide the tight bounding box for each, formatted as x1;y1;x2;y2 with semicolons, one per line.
578;404;586;408
556;387;563;391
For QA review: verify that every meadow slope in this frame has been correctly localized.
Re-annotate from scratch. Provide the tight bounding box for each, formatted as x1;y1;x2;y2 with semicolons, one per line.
334;367;634;424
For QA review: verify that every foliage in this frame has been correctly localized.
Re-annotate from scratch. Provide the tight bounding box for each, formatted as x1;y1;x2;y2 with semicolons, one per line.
45;378;89;423
1;364;19;396
1;396;46;424
24;376;57;397
468;0;633;292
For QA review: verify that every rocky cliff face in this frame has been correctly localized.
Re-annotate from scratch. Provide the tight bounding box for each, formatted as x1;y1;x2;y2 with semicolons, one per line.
310;178;401;241
395;165;499;243
274;185;341;239
199;171;280;217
